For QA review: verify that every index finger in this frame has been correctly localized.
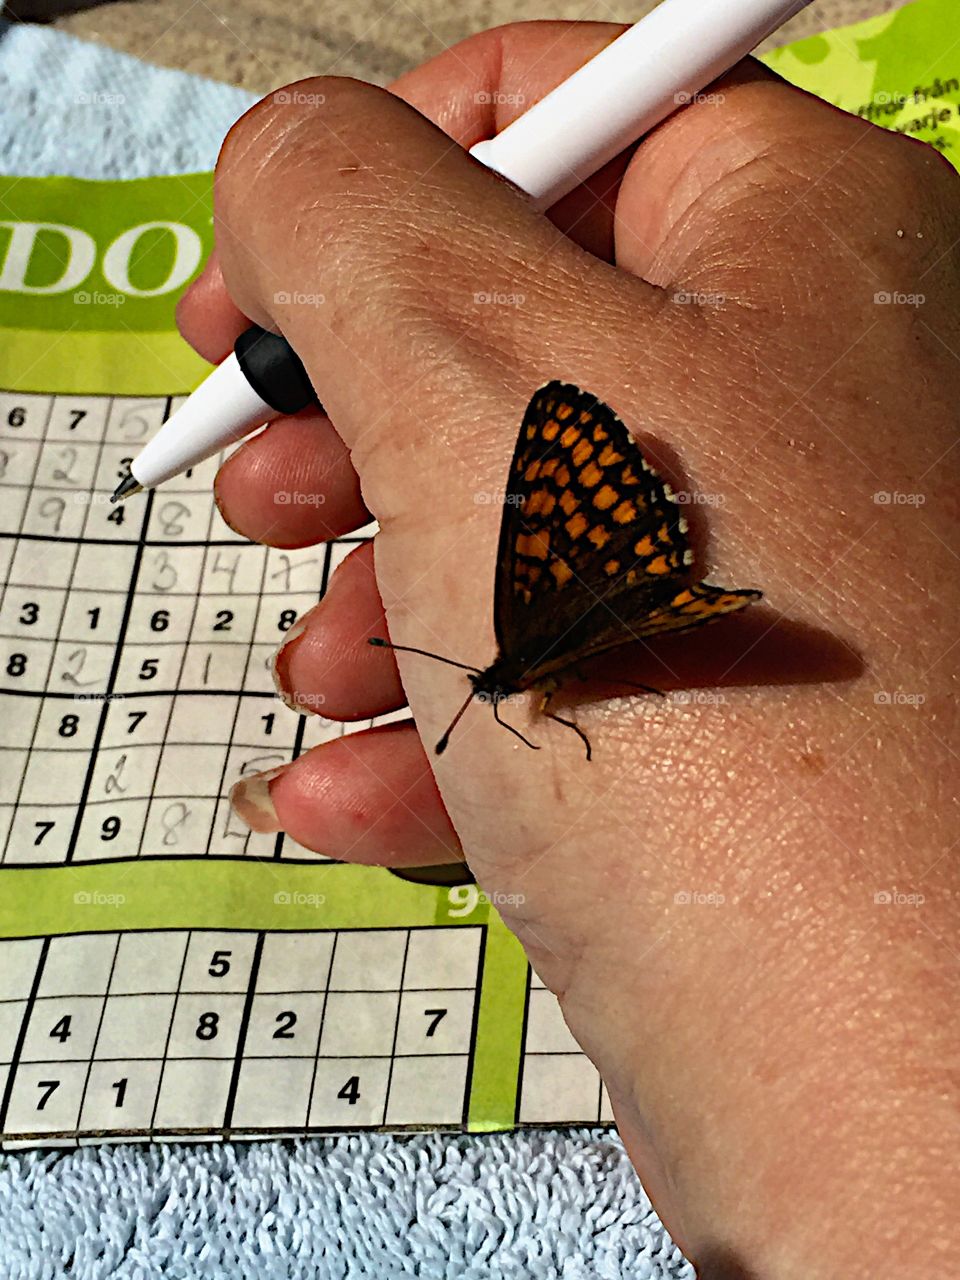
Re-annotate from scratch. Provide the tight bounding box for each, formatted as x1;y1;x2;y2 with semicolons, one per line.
177;18;634;366
389;20;634;260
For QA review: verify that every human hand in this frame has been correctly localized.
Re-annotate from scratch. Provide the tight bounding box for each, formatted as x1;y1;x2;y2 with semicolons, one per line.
177;24;960;1276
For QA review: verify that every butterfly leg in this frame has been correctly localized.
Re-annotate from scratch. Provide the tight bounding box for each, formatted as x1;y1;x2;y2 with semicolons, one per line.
567;666;661;697
538;684;593;763
618;679;666;697
492;697;541;752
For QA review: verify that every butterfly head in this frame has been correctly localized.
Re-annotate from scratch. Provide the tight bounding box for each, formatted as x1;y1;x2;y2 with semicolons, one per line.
467;660;523;704
432;663;526;756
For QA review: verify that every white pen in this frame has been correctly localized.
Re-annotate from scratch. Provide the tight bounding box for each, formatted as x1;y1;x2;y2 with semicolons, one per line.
111;0;813;503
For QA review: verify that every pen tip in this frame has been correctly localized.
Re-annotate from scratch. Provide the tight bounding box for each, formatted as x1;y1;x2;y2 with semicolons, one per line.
110;475;144;503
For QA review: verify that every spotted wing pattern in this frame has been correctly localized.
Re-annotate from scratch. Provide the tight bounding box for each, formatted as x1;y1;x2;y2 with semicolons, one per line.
492;381;760;685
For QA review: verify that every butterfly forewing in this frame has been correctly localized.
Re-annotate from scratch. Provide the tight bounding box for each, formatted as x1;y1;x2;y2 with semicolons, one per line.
492;381;759;684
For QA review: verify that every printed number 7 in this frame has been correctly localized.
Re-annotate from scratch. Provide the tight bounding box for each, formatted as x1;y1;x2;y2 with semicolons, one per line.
36;1080;59;1110
424;1008;447;1037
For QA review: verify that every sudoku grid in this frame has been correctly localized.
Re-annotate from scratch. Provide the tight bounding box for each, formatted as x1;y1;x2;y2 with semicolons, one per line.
517;968;614;1125
0;390;389;865
0;387;614;1140
0;926;484;1145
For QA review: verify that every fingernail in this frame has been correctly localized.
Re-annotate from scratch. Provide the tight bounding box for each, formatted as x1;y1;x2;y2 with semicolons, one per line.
230;764;287;833
211;475;243;536
272;615;310;713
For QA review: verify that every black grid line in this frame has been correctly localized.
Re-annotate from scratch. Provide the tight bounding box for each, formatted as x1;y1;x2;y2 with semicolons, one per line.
0;937;50;1134
221;931;265;1131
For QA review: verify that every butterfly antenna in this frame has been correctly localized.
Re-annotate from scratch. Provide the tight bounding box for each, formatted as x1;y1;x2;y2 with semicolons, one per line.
368;637;481;674
435;688;477;755
492;700;541;752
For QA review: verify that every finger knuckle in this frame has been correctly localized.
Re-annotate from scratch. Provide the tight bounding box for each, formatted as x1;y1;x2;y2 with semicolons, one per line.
216;77;385;216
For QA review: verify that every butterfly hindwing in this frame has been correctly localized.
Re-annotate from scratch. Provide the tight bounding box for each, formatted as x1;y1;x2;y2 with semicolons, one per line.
493;382;760;683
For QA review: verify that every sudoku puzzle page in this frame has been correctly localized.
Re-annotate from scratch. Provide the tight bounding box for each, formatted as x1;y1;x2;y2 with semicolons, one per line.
0;375;607;1146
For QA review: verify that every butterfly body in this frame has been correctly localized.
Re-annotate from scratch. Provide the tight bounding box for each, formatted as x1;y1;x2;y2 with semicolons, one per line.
372;381;762;758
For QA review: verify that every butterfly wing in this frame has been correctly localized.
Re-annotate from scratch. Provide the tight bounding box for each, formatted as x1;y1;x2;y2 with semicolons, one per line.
492;382;760;684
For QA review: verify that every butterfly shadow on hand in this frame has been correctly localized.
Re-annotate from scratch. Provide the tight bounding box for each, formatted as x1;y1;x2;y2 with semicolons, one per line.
537;424;865;715
545;605;864;718
513;421;864;723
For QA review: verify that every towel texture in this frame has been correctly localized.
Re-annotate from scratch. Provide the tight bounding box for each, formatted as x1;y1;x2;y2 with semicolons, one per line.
0;19;252;176
0;1134;691;1279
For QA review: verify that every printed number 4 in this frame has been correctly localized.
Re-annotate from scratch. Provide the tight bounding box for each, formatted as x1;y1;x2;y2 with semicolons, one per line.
337;1076;360;1105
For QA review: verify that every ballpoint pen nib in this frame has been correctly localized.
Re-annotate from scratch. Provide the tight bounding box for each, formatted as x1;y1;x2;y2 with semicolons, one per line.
110;475;143;503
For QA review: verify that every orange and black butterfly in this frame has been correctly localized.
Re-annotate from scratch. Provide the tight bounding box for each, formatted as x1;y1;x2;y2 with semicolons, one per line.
371;381;761;760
